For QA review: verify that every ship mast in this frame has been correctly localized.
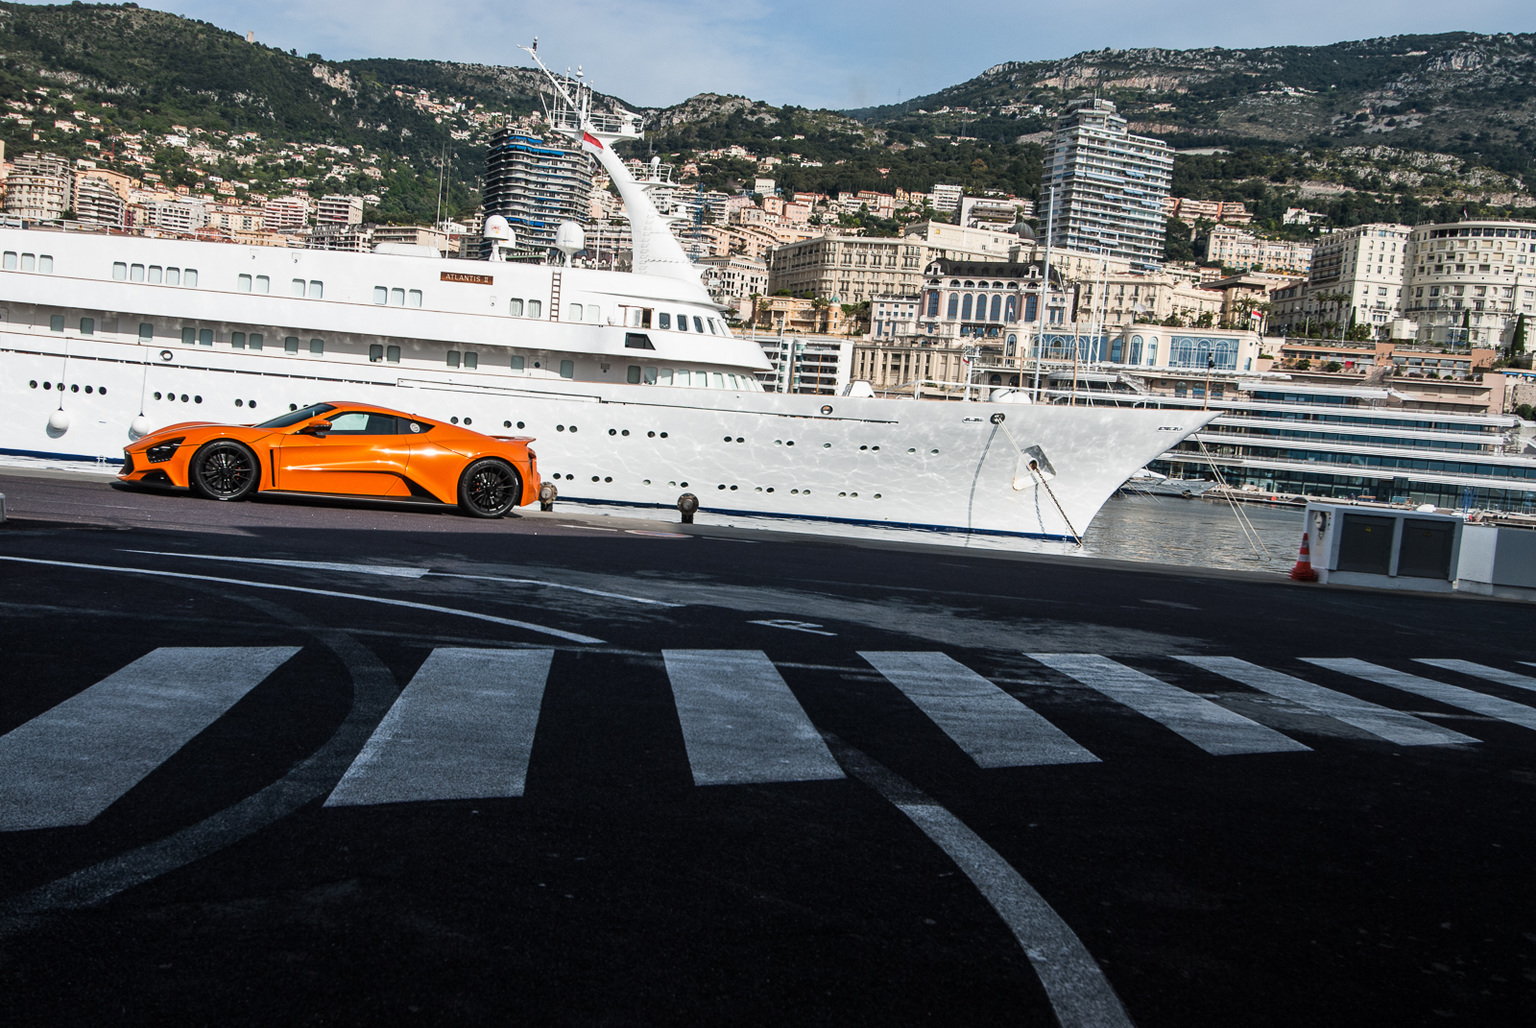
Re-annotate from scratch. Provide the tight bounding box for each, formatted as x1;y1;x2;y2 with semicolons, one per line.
518;43;701;286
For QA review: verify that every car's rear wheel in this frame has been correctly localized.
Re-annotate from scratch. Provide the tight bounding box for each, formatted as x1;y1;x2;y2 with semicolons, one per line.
458;458;521;518
190;440;259;501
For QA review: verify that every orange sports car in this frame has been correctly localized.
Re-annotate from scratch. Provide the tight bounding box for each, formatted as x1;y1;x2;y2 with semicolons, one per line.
119;401;540;518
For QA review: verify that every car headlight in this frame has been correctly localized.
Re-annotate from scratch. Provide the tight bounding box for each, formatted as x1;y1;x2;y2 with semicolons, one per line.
145;437;185;463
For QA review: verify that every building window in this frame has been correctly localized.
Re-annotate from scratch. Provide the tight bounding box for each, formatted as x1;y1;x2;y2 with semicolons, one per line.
560;360;575;379
249;333;263;350
464;352;478;369
309;338;324;355
961;295;973;320
369;344;384;362
511;355;525;371
386;345;400;363
947;295;959;318
199;329;213;346
447;350;461;368
50;315;64;332
80;318;95;336
138;323;153;340
627;365;642;384
232;332;246;349
285;336;300;354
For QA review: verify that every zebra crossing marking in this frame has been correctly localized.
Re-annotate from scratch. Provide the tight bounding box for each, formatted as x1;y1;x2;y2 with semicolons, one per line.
1176;656;1478;747
662;650;844;786
325;648;555;807
1027;653;1312;756
1419;659;1536;696
1303;658;1536;733
0;646;300;831
859;651;1098;767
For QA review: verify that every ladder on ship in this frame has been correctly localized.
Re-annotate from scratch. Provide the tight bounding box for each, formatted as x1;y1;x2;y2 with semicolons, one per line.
550;270;562;321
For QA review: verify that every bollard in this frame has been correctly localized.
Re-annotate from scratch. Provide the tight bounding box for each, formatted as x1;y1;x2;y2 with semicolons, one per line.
538;481;558;512
677;492;699;524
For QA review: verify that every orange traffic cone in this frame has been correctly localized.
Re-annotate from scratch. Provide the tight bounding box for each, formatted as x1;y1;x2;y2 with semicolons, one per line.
1289;531;1319;582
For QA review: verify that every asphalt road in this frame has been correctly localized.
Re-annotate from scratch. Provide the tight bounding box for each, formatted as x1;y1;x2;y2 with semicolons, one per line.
2;469;1535;1026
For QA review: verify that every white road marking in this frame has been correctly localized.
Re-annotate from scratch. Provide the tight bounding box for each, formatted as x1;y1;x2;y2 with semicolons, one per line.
1421;659;1536;695
326;649;554;807
830;741;1133;1028
860;651;1098;767
1303;658;1536;732
0;556;605;645
1028;653;1311;756
748;619;837;636
1177;656;1478;747
0;647;300;831
124;550;432;578
426;572;683;607
662;650;844;786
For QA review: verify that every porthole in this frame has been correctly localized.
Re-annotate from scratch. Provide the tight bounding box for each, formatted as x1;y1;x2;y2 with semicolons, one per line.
557;425;565;432
735;437;744;443
247;400;254;408
505;421;512;428
451;417;459;424
194;396;202;404
786;441;794;446
43;381;51;390
70;384;79;393
643;479;651;485
610;429;617;436
821;405;833;415
839;491;847;497
29;380;37;388
464;418;472;425
153;391;162;400
908;448;917;453
236;399;244;407
872;446;880;452
85;385;93;394
803;489;811;495
930;449;939;454
569;426;578;433
791;489;799;495
766;488;774;493
774;440;782;446
680;481;688;487
181;394;189;402
823;443;831;449
717;484;726;490
648;431;656;438
591;476;599;482
851;492;858;498
290;404;298;411
621;430;629;437
729;485;737;491
723;436;731;443
755;487;763;493
517;421;525;429
604;477;612;483
660;432;668;439
874;494;882;499
668;481;677;487
859;445;867;451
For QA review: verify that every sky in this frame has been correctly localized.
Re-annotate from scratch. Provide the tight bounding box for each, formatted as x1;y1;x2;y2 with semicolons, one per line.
28;0;1536;110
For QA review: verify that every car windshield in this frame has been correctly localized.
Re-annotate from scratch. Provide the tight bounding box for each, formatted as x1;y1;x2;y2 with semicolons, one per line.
254;403;338;430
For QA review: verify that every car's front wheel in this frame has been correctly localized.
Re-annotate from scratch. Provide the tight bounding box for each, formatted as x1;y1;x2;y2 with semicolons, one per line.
189;440;260;501
457;458;521;518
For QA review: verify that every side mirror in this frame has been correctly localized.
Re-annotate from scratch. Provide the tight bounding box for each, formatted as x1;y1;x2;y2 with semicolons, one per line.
298;420;332;436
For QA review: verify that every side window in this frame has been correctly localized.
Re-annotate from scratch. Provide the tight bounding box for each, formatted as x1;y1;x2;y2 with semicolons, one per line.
559;359;574;379
373;286;388;304
676;369;690;386
510;355;526;371
232;332;246;349
130;264;145;282
625;333;655;350
148;266;162;284
255;275;269;293
447;350;461;368
369;344;384;362
166;268;180;285
292;278;306;296
693;317;704;333
182;327;195;345
408;290;422;308
284;336;300;354
627;365;641;384
386;345;400;363
659;313;671;329
676;313;689;331
38;255;52;273
112;262;127;280
80;317;95;335
527;299;542;318
390;287;404;306
569;303;583;320
138;322;153;340
248;333;264;350
658;368;674;385
308;280;323;299
712;372;724;388
464;352;478;369
199;329;213;346
327;412;372;433
509;298;523;316
239;274;253;292
1;252;14;269
184;269;197;287
643;367;658;384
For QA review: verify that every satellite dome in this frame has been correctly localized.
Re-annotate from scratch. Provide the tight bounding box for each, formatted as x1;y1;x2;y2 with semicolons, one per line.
554;221;586;265
483;215;515;244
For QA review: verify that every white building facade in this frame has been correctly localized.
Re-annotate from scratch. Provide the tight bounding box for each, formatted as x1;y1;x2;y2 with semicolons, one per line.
1403;219;1536;347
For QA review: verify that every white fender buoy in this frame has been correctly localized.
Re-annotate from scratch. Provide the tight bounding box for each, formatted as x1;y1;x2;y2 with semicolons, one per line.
48;408;70;433
129;414;152;439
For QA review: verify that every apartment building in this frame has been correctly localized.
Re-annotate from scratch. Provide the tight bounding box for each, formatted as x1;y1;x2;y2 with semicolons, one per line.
929;183;962;214
72;170;128;228
1403;218;1536;347
263;195;311;231
753;335;852;395
482;128;592;254
316;194;364;225
765;235;929;303
1039;98;1173;272
697;254;768;309
3;152;70;220
1205;224;1313;275
1279;223;1411;335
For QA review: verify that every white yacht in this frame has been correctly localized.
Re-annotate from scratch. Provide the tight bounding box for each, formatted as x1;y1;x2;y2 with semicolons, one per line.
0;48;1212;542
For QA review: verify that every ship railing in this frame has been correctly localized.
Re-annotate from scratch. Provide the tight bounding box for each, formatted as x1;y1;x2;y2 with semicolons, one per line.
547;108;642;139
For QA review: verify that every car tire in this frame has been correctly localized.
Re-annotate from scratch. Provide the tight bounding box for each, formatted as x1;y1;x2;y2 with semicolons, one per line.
458;458;521;518
190;440;260;501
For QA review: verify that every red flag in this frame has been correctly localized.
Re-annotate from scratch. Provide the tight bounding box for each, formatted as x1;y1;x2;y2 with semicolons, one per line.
581;131;603;153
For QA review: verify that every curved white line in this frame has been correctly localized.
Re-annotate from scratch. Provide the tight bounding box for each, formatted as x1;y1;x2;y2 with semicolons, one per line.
0;556;605;645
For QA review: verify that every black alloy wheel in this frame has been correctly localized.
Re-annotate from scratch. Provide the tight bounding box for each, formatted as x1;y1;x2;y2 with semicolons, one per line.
458;458;521;518
189;440;260;501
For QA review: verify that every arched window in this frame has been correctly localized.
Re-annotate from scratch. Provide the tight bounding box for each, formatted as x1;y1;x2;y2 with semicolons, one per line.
926;291;940;317
947;294;959;319
961;294;973;320
989;295;1002;321
1005;295;1018;322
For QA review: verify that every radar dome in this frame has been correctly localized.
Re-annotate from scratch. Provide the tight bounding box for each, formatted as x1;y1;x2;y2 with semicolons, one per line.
554;221;586;265
483;215;515;244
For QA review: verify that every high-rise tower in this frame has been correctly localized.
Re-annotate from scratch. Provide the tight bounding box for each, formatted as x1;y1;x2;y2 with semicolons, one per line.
1038;99;1172;272
482;128;592;256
